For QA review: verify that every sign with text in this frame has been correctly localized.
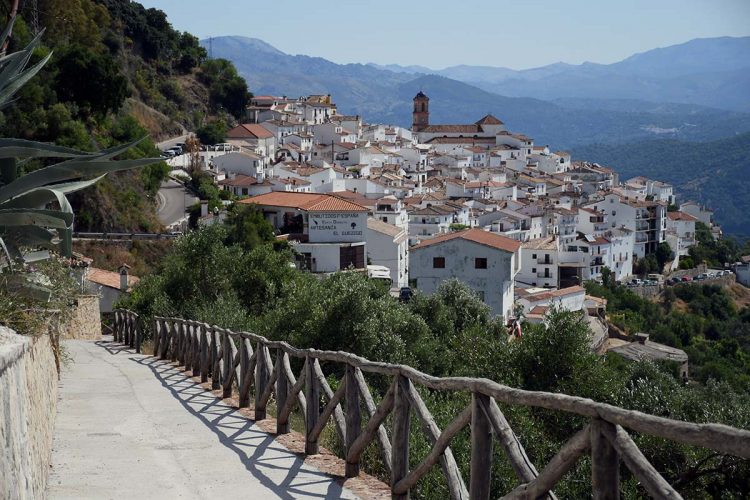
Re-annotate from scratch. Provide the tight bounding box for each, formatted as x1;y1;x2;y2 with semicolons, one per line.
308;212;366;243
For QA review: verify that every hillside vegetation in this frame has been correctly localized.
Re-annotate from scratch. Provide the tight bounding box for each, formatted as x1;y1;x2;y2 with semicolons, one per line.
121;223;750;498
0;0;250;231
572;133;750;236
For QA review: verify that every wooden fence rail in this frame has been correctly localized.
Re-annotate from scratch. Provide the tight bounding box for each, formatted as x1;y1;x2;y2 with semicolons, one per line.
113;309;750;500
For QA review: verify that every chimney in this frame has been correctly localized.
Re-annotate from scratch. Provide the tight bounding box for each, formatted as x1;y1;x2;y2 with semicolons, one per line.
118;264;130;292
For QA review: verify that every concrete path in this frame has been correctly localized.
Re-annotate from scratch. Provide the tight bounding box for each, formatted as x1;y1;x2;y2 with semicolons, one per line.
48;338;357;499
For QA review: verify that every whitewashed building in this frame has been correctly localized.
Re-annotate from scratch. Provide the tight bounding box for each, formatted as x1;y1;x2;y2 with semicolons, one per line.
367;218;409;288
409;228;521;319
239;192;368;273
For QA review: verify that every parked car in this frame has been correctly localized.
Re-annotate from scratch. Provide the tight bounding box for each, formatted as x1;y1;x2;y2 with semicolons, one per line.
667;277;681;285
695;273;708;281
681;276;693;282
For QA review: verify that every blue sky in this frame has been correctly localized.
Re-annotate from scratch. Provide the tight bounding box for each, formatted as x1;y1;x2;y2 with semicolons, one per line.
139;0;750;69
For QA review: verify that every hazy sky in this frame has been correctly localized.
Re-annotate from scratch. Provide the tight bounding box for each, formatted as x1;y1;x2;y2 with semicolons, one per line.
139;0;750;69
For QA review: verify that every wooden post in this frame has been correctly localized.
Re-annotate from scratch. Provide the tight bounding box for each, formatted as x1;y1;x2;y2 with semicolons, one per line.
129;315;135;348
192;324;200;377
199;325;209;383
153;318;161;357
470;393;493;500
211;329;221;390
345;364;361;478
392;374;411;500
276;349;289;434
305;356;320;455
238;339;251;408
135;317;142;354
222;332;233;398
113;311;119;342
184;323;193;369
254;343;268;420
591;419;620;500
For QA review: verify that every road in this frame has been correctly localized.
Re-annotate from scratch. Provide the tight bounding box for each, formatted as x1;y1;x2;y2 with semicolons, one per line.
157;179;198;227
48;338;358;499
156;133;189;152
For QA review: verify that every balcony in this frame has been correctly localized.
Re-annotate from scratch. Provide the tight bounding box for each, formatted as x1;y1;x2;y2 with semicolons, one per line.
537;272;553;278
591;257;604;266
537;257;554;265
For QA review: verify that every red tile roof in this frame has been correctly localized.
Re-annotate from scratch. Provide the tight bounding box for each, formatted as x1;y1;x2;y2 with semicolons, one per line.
227;124;274;139
219;174;258;187
86;267;139;291
667;212;698;222
475;114;504;125
420;124;482;134
411;228;521;253
238;192;368;212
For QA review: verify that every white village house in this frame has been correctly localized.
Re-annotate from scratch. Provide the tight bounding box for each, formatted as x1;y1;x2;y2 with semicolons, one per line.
409;228;521;320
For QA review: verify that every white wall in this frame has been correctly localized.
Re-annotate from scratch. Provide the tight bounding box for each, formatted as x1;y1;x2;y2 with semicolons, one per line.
410;238;517;319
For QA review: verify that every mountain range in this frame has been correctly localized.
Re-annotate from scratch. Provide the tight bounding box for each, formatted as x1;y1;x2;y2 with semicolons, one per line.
373;37;750;113
203;36;750;149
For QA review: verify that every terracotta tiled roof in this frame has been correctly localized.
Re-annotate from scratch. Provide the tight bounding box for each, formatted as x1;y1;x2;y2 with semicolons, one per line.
667;212;698;222
227;124;274;139
420;124;481;134
411;228;521;253
86;267;139;291
424;136;495;144
239;192;368;212
219;174;258;187
475;114;504;125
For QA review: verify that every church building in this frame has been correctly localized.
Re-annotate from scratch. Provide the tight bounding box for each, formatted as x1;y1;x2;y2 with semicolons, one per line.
411;92;533;153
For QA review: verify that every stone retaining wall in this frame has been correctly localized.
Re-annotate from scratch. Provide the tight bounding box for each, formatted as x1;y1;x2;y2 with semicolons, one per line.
0;327;58;499
64;295;102;340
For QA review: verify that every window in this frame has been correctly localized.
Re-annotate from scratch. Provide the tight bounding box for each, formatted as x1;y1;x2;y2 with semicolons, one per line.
475;258;487;269
532;268;537;273
532;253;537;259
433;257;445;269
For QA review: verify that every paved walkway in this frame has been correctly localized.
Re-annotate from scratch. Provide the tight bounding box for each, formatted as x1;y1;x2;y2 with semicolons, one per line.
48;338;357;499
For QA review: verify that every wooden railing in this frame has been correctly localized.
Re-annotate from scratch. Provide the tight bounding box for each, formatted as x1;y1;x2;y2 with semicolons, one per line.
112;310;143;353
113;310;750;499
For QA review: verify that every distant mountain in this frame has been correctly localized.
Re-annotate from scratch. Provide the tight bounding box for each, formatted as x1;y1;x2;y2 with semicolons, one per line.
203;36;750;148
572;133;750;236
427;37;750;113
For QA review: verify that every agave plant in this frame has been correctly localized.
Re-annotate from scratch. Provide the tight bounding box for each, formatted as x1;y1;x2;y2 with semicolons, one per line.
0;16;160;272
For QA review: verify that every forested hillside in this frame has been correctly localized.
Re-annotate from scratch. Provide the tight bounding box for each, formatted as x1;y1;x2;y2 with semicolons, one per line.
0;0;250;231
572;133;750;236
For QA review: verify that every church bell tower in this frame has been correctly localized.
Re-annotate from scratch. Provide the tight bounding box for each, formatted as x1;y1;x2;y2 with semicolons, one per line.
412;91;429;132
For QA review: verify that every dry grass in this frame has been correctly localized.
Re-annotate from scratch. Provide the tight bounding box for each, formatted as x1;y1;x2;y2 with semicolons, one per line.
73;240;173;276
